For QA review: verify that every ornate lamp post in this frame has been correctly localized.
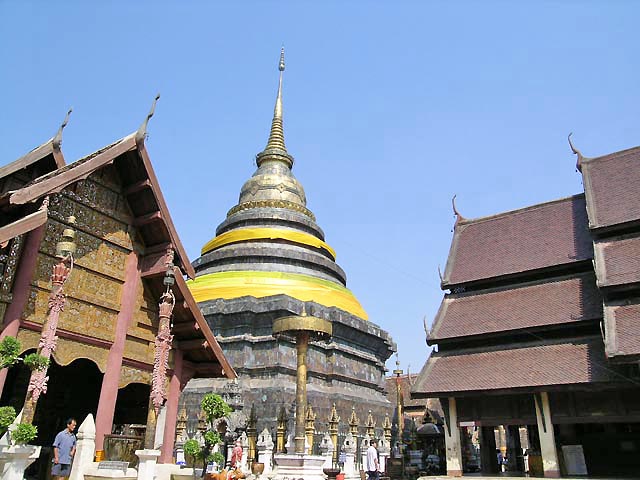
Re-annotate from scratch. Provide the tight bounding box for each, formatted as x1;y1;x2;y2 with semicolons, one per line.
22;216;77;425
272;312;331;454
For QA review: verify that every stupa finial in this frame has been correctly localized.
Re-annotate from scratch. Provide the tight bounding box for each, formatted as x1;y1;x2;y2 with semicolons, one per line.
256;47;294;168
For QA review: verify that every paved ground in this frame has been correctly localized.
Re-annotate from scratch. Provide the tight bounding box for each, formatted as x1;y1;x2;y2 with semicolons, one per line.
414;476;640;480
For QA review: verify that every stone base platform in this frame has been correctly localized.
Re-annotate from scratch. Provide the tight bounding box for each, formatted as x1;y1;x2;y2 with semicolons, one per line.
272;453;326;480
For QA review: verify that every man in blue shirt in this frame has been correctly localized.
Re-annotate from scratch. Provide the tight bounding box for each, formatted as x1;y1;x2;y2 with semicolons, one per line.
52;418;77;479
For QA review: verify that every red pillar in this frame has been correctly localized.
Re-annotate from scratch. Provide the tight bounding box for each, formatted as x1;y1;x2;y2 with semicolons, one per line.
0;225;46;396
94;251;140;453
160;349;184;463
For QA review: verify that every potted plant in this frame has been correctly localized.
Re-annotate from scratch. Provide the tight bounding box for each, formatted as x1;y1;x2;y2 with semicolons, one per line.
184;394;233;478
11;424;38;445
184;439;201;480
0;406;16;438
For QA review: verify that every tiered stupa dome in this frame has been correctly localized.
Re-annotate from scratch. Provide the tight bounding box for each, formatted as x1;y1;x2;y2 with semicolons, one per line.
189;48;367;320
184;49;394;433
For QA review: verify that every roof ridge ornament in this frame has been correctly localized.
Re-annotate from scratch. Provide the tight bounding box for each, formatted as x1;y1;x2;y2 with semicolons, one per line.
52;108;72;152
568;132;586;172
256;47;294;169
136;93;160;146
451;194;466;227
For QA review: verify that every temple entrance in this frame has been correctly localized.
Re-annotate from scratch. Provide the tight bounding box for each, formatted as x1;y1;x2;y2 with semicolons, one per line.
1;353;103;438
113;383;150;428
0;355;103;480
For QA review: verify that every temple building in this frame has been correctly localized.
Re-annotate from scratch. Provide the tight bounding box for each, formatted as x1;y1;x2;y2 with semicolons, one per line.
184;49;396;434
412;139;640;477
0;104;234;471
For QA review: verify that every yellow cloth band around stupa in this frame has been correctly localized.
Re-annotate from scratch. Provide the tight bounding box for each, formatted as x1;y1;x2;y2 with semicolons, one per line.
187;270;368;320
201;227;336;259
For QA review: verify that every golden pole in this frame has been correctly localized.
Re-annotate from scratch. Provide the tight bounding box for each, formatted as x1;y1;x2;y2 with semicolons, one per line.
294;332;309;454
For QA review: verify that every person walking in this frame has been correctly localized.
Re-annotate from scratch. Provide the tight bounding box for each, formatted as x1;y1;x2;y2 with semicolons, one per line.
52;418;77;480
366;439;379;480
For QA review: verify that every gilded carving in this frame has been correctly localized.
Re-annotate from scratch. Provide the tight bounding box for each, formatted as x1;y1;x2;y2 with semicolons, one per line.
129;309;158;343
16;328;40;352
41;220;128;281
227;200;315;220
22;287;117;343
0;235;24;299
48;194;133;250
51;336;108;373
32;253;122;313
119;365;152;388
17;326;108;373
124;335;155;365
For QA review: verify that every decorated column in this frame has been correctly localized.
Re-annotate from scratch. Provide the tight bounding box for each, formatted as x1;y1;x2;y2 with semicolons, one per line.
246;405;257;464
276;406;287;454
304;404;316;454
328;403;340;466
145;249;176;449
22;216;76;425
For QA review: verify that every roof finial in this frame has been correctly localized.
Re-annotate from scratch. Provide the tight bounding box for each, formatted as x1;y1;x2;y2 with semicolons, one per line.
52;108;72;151
136;93;160;146
568;132;585;172
256;47;294;169
452;194;465;226
437;265;443;283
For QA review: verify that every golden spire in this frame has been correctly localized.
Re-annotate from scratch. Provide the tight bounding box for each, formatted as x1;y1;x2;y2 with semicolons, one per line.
256;47;294;168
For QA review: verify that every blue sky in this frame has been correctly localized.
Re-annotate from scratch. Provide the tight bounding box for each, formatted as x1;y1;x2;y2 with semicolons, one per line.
2;1;639;374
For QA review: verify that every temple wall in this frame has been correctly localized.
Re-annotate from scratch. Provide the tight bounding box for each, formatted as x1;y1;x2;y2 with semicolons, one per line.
15;168;157;382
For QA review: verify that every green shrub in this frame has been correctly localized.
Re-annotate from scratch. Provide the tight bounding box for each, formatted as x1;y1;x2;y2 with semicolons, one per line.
184;439;201;462
201;393;231;424
210;451;225;467
0;406;16;436
23;353;50;371
11;423;37;444
203;430;221;447
0;337;21;369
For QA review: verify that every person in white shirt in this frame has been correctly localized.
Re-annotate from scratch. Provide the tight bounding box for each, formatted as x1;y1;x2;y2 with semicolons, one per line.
366;439;379;480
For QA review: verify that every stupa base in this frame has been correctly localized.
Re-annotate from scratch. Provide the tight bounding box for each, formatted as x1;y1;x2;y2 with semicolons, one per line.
272;453;326;480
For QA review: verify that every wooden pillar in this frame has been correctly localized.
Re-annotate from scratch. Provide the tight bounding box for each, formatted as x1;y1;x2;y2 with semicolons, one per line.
159;349;184;463
443;397;463;477
480;425;498;474
534;392;560;478
94;251;141;454
507;425;523;472
0;225;45;396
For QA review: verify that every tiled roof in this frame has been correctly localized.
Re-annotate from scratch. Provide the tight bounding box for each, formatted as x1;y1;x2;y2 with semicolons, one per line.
429;273;602;341
594;235;640;287
581;146;640;229
411;337;623;397
604;302;640;359
442;195;592;287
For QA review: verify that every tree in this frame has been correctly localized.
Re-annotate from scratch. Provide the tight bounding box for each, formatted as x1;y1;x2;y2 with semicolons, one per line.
190;393;233;476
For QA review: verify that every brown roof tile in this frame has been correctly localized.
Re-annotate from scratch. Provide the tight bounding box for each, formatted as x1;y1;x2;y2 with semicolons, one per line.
594;235;640;287
411;337;623;397
442;195;592;287
581;146;640;229
604;302;640;360
430;273;602;341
